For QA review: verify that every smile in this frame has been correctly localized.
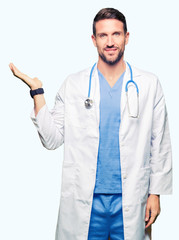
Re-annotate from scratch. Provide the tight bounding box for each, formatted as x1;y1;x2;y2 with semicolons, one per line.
105;48;118;52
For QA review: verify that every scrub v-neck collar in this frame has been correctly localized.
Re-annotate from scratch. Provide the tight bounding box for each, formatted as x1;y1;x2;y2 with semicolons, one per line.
97;69;125;91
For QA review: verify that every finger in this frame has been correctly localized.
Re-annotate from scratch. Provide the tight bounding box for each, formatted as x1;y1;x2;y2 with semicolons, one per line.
9;63;19;73
145;215;155;229
9;63;32;86
145;207;150;222
9;63;23;78
152;212;159;224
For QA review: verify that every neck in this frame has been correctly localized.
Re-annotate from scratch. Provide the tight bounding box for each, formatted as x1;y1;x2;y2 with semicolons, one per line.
97;57;126;82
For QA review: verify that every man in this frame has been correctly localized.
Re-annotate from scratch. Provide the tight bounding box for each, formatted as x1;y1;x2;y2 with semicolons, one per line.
9;8;172;240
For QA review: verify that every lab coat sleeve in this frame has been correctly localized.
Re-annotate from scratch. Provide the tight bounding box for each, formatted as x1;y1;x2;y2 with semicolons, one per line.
30;79;66;150
149;79;172;195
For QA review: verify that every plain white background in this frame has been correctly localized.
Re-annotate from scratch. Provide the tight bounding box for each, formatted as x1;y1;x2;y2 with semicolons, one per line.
1;0;178;239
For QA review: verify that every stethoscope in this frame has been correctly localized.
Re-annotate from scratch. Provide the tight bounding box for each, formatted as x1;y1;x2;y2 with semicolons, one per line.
84;62;139;118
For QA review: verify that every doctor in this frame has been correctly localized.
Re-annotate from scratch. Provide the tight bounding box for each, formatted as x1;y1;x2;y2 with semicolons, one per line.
9;7;172;240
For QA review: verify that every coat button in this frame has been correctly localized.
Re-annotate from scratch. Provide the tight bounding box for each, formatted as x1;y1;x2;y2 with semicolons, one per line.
123;175;127;180
125;207;129;212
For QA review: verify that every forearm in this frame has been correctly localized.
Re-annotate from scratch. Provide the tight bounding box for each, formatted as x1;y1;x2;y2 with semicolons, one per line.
149;80;172;195
30;88;65;150
30;82;65;150
30;81;46;117
33;94;46;117
31;104;64;150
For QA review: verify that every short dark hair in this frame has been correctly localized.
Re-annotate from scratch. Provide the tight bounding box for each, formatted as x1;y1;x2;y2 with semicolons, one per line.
93;8;127;36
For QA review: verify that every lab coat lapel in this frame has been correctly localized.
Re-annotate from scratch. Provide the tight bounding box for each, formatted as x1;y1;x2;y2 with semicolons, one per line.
90;64;100;127
121;63;131;117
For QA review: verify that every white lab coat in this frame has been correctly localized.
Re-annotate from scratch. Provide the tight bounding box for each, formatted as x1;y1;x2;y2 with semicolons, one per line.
30;62;172;240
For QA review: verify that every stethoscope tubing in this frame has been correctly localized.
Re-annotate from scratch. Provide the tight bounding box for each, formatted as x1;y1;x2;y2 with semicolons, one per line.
85;62;139;118
125;62;139;94
88;63;97;98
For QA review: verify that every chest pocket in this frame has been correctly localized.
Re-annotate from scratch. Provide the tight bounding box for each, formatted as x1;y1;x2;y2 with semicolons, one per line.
65;99;94;128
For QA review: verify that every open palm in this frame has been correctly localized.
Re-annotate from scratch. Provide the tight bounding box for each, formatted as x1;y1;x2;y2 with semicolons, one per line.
9;63;42;90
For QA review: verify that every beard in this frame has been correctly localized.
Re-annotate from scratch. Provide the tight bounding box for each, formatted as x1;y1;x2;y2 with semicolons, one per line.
99;47;124;66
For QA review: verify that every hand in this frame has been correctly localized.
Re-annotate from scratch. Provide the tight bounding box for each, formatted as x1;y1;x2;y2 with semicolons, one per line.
145;194;161;229
9;62;42;90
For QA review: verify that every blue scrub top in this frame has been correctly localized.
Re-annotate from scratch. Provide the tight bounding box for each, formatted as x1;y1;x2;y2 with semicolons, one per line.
93;69;125;194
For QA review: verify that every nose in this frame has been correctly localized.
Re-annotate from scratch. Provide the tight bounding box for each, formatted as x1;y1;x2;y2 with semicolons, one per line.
106;36;114;47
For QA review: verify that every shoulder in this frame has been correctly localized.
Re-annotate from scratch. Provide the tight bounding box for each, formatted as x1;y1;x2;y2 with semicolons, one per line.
58;67;90;88
66;67;91;82
131;64;161;92
130;64;165;98
132;64;158;81
57;66;91;97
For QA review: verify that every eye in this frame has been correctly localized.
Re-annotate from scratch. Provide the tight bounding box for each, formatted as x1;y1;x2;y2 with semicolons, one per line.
99;34;106;38
114;32;120;36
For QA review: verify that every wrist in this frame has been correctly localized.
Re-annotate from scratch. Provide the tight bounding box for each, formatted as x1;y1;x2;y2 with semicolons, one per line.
149;194;160;199
30;88;44;98
31;85;42;90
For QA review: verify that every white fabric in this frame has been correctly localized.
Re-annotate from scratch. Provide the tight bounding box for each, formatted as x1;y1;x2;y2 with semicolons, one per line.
30;62;172;240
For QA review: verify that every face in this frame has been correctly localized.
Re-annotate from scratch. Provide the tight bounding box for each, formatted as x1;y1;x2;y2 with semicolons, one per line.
92;19;129;65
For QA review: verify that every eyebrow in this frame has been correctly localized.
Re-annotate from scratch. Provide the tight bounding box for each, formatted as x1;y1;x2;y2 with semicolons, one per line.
113;31;123;34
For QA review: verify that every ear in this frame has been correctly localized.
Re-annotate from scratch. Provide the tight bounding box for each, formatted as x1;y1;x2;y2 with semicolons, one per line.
91;34;97;47
125;32;130;45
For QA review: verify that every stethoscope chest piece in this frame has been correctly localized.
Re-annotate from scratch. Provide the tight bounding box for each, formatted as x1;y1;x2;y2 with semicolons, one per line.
84;98;93;109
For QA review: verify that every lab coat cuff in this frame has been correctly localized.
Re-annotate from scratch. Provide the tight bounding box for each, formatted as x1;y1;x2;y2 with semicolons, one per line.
149;170;173;195
30;104;48;126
